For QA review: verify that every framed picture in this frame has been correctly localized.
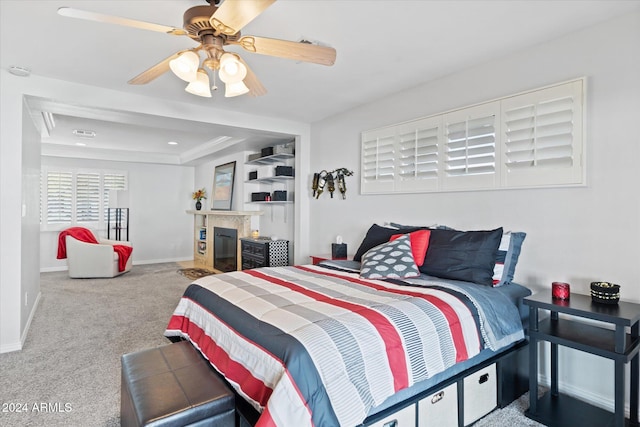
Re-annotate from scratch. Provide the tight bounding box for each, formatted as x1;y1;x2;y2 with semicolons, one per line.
211;161;236;210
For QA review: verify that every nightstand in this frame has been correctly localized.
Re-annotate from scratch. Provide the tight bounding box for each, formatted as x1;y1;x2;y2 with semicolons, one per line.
524;293;640;427
240;238;289;270
309;254;349;265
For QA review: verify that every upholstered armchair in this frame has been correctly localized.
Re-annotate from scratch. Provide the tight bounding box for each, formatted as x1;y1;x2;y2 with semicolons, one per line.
62;229;133;278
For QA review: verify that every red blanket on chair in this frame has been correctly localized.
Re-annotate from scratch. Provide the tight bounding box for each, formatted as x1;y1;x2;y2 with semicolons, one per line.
57;227;132;272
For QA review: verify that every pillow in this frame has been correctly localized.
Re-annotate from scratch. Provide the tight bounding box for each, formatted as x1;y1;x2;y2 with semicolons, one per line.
353;224;423;262
492;231;526;287
359;235;420;280
390;229;431;267
420;227;503;286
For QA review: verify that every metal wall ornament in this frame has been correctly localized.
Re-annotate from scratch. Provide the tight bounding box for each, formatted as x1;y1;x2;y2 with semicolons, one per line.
312;168;353;199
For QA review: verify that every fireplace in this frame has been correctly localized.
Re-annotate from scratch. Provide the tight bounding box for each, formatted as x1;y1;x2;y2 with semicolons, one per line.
214;227;238;273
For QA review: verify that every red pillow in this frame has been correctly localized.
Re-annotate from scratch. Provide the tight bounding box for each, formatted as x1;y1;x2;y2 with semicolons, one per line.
390;229;431;266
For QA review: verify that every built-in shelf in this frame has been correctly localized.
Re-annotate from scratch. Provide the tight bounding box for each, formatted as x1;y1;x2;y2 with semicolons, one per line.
245;176;295;185
245;153;294;166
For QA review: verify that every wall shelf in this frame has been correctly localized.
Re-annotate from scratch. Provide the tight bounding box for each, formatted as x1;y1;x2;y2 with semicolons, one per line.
245;153;294;166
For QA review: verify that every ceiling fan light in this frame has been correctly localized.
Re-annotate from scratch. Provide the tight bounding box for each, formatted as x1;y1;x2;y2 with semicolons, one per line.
218;53;247;84
170;51;200;82
185;69;212;97
224;80;250;98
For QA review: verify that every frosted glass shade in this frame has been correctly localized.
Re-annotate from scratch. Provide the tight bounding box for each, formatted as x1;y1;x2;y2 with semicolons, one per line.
185;69;212;97
169;51;200;82
225;80;250;97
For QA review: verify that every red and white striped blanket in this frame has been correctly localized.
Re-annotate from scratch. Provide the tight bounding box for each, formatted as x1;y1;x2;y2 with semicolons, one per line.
165;264;522;426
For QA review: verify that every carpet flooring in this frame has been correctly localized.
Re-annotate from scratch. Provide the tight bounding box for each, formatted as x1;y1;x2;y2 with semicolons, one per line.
0;262;544;427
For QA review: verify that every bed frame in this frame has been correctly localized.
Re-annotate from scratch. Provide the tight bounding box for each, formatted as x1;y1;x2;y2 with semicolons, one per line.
198;338;529;427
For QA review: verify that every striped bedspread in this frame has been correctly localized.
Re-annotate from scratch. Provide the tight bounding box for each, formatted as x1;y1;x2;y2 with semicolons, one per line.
165;264;524;427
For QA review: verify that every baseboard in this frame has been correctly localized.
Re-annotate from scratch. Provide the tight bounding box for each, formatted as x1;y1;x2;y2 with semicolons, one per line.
0;292;41;354
0;341;22;353
21;291;42;346
132;257;193;265
40;258;193;272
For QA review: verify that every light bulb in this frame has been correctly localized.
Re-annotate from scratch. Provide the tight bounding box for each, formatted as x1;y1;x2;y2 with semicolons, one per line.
218;53;247;84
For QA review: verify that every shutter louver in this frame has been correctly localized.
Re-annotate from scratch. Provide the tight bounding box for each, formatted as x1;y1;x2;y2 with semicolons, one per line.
46;171;73;224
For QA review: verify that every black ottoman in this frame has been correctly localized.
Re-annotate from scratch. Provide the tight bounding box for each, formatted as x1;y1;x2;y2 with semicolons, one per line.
121;341;234;427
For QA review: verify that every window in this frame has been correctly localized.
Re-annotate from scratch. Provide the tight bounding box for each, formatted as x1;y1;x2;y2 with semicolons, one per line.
41;168;127;230
361;78;585;194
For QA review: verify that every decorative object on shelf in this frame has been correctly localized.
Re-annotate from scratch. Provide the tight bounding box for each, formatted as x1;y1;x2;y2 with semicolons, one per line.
211;161;236;210
551;282;570;300
312;168;353;199
251;230;260;239
192;188;207;210
590;281;620;304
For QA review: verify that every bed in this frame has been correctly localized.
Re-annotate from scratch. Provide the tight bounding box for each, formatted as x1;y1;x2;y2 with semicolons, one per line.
165;225;531;427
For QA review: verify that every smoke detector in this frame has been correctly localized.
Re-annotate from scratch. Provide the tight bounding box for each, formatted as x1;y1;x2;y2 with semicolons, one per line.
8;66;31;77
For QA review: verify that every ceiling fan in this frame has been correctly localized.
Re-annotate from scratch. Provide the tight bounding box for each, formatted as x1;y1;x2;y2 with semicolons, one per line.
57;0;336;98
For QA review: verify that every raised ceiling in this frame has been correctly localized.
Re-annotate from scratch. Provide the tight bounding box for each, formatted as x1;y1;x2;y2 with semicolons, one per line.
2;1;639;164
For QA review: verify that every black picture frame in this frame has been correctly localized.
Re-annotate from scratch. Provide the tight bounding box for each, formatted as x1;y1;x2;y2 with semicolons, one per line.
211;161;236;210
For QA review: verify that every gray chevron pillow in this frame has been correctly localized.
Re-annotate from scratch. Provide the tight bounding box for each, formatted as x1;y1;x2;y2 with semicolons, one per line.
359;234;420;280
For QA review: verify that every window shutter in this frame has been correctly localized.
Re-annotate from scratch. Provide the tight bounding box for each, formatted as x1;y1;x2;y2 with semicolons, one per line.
76;173;101;223
396;116;442;192
361;127;396;193
501;80;584;187
46;171;73;224
442;102;499;190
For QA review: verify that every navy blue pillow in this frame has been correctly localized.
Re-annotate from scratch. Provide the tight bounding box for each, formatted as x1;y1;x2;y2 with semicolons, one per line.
353;224;424;262
420;227;503;286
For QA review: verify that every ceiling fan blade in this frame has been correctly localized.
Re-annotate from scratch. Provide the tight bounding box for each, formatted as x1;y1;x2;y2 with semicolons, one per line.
233;36;336;66
128;51;187;85
57;7;188;36
210;0;276;36
237;56;267;97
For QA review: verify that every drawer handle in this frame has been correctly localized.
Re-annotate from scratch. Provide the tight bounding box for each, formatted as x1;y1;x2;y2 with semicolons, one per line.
479;373;489;384
382;420;398;427
431;391;445;404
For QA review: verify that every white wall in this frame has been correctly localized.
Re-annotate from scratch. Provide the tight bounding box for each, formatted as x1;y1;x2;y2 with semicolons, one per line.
40;157;195;270
309;11;640;414
21;100;41;345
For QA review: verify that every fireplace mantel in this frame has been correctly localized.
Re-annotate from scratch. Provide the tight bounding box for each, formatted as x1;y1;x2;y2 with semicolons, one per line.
189;210;263;272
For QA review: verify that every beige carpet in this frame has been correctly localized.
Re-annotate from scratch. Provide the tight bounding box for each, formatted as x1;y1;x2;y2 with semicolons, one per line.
0;262;543;427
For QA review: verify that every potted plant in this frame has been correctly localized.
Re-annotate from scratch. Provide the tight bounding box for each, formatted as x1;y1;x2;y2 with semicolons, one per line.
192;188;207;210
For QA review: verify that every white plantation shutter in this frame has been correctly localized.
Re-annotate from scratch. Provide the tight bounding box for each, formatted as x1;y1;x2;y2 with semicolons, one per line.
442;102;499;190
45;171;73;224
501;80;583;187
360;78;585;195
76;173;101;223
396;116;441;192
41;168;128;230
361;127;396;193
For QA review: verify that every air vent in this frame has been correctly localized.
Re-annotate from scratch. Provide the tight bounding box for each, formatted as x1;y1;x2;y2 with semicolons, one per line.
73;129;96;138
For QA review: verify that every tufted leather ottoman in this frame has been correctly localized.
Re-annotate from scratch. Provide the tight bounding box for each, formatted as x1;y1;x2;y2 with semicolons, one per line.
121;341;234;427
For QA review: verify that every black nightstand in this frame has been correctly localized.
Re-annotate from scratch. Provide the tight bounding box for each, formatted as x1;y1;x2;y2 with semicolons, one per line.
524;293;640;427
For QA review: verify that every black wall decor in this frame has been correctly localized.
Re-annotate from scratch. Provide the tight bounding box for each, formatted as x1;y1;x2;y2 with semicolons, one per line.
312;168;353;199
